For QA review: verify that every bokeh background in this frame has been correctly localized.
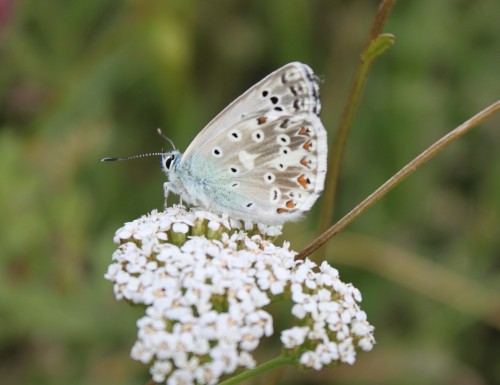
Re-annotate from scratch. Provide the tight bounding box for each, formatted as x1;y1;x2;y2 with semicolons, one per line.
1;1;499;384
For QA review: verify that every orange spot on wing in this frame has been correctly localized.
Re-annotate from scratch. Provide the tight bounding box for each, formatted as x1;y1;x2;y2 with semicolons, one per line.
298;127;309;136
297;174;309;188
300;157;311;168
257;116;267;125
277;208;289;214
303;141;312;151
286;200;296;208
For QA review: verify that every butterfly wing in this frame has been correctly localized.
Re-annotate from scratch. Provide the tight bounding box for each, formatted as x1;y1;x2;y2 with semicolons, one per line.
178;62;327;224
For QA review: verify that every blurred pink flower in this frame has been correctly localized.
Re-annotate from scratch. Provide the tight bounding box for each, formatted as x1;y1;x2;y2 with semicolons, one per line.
0;0;15;29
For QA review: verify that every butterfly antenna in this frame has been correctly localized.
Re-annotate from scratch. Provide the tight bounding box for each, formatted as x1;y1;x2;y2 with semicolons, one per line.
100;152;164;162
157;128;177;151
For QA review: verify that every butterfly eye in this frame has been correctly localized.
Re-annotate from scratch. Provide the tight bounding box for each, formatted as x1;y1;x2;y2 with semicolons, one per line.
163;155;176;170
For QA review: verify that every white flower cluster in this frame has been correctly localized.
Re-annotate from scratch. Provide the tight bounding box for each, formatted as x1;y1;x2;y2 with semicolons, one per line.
105;207;374;385
281;260;375;368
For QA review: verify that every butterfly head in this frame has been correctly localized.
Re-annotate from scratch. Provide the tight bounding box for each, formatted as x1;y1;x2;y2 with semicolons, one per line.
161;150;181;174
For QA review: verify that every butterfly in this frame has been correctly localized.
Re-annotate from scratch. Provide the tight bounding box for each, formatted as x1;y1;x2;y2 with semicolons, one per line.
103;62;327;224
160;62;327;225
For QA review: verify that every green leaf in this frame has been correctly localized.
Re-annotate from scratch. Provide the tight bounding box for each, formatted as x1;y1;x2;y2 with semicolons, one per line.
362;33;395;63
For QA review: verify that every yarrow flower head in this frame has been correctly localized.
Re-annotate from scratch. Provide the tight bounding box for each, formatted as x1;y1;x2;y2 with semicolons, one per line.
105;206;375;384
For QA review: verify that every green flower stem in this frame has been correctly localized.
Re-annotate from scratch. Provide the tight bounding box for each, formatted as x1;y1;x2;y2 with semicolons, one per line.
300;99;500;260
318;0;396;254
217;355;295;385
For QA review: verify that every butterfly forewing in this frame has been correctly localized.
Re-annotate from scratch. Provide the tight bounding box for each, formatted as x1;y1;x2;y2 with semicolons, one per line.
183;62;321;157
176;62;327;224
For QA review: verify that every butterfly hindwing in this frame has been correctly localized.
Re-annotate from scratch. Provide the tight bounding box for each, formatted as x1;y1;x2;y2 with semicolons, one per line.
212;114;327;223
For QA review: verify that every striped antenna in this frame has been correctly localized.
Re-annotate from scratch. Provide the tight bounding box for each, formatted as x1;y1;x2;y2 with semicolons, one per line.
101;152;164;162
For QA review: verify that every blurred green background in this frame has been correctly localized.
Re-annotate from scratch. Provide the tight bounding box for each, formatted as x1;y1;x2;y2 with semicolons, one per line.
1;1;499;384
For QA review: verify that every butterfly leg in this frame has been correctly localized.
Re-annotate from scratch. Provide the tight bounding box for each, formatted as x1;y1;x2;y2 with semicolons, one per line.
164;181;185;209
163;182;173;210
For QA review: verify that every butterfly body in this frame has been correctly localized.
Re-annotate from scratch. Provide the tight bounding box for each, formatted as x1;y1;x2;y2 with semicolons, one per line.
162;62;327;225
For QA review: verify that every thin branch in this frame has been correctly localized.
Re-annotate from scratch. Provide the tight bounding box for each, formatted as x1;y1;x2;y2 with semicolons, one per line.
367;0;397;43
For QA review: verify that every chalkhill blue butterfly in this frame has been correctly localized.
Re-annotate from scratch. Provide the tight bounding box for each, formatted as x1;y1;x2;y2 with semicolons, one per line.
104;62;327;224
